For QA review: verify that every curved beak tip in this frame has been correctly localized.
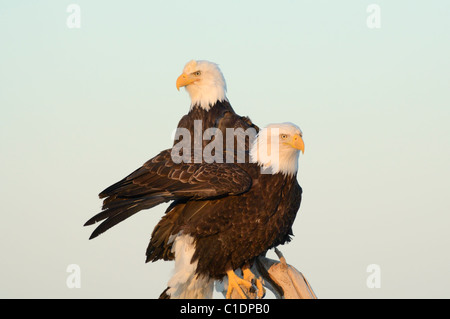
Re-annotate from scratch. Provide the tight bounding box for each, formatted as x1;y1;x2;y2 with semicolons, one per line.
293;135;305;154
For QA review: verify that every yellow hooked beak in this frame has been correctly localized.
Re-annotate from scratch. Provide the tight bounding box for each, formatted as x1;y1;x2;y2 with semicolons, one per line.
289;134;305;154
176;73;198;91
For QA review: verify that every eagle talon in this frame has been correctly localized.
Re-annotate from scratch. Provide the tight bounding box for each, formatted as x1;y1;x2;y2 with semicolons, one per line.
242;265;266;299
226;270;253;299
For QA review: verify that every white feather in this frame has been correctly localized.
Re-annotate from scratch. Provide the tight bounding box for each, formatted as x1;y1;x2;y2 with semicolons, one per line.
250;122;302;176
181;60;227;111
166;233;214;299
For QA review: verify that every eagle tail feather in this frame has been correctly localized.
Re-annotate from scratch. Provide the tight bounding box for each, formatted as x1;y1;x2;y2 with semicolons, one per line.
86;196;169;239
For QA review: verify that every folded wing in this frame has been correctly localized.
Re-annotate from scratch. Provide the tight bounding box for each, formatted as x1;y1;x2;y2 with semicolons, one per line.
84;149;252;239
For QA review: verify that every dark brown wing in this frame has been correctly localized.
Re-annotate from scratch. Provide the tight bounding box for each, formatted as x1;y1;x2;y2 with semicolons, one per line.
84;149;252;239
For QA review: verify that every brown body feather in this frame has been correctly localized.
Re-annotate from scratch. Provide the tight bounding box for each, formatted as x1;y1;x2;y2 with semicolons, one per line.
147;164;302;279
85;100;302;289
85;101;256;238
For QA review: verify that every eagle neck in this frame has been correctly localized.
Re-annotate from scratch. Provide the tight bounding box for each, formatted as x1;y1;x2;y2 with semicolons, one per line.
189;100;234;114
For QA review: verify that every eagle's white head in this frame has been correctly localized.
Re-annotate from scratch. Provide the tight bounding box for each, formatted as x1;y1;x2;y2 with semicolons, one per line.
250;122;305;177
176;60;228;111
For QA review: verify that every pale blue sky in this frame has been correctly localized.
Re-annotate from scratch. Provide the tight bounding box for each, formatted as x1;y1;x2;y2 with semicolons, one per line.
1;1;449;298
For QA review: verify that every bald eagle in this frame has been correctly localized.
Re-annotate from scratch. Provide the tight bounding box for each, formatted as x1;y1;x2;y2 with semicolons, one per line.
84;61;305;299
174;60;259;155
150;122;305;299
85;60;257;240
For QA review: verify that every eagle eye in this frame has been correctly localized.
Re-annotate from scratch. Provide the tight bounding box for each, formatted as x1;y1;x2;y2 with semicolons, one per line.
280;134;288;140
193;71;201;76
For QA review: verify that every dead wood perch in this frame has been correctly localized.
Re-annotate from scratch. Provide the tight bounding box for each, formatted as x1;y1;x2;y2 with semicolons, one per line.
217;248;317;299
